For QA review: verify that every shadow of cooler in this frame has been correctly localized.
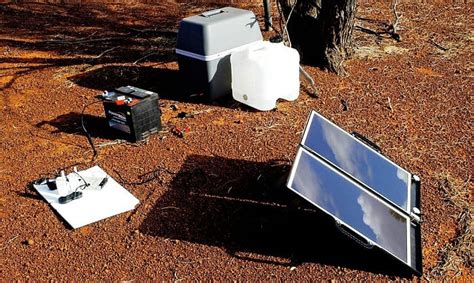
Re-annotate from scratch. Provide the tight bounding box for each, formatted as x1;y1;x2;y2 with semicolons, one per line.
176;7;263;101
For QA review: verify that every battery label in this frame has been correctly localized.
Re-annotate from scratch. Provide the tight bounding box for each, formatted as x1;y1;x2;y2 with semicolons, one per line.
107;110;130;134
107;110;127;122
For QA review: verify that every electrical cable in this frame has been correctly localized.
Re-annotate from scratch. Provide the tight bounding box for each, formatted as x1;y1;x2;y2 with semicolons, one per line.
74;184;89;193
71;171;90;192
276;0;319;97
268;21;284;38
276;0;298;47
81;100;102;161
284;0;298;48
276;0;285;38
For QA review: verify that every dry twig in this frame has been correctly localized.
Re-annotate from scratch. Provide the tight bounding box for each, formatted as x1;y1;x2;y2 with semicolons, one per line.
254;119;281;137
133;52;159;65
391;0;401;34
428;39;449;52
42;37;122;45
93;46;120;59
387;97;393;112
158;206;180;210
96;139;126;148
1;235;18;250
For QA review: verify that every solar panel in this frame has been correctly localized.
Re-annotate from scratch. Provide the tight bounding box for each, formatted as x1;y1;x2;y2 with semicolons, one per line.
301;111;415;213
287;111;422;275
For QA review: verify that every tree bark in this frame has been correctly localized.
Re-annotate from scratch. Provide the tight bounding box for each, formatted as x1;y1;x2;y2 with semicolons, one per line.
279;0;357;75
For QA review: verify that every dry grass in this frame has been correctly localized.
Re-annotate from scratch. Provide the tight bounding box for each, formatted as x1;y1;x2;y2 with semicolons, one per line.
430;174;473;278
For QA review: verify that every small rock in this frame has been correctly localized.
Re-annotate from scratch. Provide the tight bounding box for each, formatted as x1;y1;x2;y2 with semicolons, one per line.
26;239;34;246
177;112;194;119
341;99;349;111
290;266;296;271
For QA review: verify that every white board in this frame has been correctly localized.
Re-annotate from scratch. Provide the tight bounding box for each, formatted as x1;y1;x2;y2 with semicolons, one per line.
33;166;139;229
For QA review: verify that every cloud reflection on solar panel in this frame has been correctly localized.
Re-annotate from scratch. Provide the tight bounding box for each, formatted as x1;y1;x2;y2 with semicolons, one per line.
289;148;408;262
302;112;410;211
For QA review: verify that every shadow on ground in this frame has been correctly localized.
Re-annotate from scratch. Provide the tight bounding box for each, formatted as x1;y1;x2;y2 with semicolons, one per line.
37;65;238;140
0;3;181;61
140;154;414;277
36;112;128;141
70;65;242;106
70;66;183;100
0;3;186;91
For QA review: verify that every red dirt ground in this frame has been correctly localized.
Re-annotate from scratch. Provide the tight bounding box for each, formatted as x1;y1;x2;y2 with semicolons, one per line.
0;1;472;281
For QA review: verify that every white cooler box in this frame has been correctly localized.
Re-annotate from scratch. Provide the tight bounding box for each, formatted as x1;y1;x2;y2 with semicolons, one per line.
176;7;263;101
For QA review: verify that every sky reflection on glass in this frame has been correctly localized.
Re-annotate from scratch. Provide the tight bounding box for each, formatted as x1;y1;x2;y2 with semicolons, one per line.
288;148;408;262
302;112;410;211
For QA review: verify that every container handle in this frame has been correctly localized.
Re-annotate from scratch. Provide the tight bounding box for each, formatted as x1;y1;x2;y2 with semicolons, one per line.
335;220;374;249
351;131;382;153
201;9;224;18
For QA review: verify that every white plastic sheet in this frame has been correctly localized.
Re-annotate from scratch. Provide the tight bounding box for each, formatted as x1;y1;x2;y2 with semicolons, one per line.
33;166;139;229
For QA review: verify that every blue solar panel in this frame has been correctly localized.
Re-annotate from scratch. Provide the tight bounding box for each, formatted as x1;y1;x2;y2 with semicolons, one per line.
301;111;413;213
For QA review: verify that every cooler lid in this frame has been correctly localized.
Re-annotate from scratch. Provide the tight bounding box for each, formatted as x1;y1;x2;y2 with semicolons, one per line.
176;7;263;59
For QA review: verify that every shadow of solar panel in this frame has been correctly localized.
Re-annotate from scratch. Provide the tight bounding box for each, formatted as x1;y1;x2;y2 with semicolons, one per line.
287;111;422;276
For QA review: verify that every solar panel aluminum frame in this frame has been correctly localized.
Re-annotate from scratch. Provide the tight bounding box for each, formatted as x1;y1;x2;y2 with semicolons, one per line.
287;110;422;276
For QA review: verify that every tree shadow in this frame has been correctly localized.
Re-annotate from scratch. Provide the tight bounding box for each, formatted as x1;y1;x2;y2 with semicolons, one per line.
0;3;180;61
0;2;184;91
69;65;241;106
140;154;415;277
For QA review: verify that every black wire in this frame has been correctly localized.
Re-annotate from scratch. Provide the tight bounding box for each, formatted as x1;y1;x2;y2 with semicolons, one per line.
112;166;175;186
74;183;89;193
276;0;285;37
81;100;102;161
268;21;283;38
276;0;298;47
71;171;90;190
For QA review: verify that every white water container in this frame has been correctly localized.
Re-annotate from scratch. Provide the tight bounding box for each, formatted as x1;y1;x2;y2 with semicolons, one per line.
230;41;300;111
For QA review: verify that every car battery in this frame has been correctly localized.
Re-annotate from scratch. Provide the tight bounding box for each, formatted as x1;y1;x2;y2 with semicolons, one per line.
176;7;263;101
102;86;161;142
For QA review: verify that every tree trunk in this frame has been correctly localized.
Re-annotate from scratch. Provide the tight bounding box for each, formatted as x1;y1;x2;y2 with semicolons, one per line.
279;0;357;74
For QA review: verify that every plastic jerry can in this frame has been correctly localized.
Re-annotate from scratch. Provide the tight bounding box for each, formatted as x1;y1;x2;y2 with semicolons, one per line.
230;41;300;111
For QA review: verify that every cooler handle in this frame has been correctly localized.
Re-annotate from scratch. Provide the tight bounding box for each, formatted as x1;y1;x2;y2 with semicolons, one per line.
201;9;224;18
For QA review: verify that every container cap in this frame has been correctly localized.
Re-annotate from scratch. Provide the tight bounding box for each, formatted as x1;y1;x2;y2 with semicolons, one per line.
269;35;283;43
